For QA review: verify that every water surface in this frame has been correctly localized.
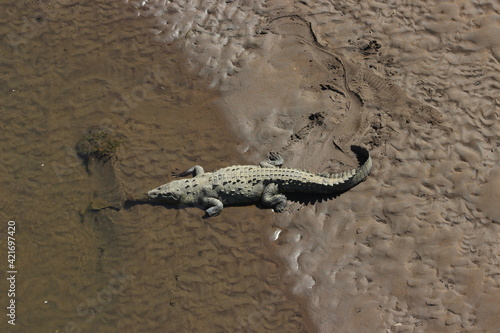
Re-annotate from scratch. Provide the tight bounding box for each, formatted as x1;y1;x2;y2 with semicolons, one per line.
0;1;303;332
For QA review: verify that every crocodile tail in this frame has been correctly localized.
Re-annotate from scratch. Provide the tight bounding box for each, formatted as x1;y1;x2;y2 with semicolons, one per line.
349;145;372;184
325;145;372;192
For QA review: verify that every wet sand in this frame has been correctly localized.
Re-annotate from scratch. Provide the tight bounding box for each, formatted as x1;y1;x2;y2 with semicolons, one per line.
1;0;499;332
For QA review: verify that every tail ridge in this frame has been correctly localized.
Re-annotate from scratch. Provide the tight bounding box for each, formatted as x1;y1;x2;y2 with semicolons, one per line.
322;145;372;187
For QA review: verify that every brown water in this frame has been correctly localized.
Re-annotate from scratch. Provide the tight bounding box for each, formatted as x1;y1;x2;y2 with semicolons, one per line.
0;1;303;332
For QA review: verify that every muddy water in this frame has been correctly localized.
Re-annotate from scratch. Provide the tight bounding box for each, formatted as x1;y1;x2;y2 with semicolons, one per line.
0;1;303;332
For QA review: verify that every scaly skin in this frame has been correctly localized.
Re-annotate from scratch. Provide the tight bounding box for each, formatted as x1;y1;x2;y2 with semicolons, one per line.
131;146;372;216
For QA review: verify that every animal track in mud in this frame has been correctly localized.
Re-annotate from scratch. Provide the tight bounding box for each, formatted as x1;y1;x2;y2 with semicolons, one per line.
289;112;326;143
320;83;345;97
369;111;395;148
266;14;326;48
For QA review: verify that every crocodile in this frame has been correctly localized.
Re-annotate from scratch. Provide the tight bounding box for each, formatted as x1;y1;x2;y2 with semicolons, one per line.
129;146;372;216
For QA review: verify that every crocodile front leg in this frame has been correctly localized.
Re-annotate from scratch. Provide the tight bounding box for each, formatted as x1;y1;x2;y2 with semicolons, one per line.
202;197;224;216
259;152;284;168
174;165;204;177
261;183;287;212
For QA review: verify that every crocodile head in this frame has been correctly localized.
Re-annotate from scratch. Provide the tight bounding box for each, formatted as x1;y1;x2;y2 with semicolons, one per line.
147;181;184;204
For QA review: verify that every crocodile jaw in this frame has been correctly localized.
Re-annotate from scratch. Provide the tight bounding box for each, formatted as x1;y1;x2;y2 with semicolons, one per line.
147;182;182;204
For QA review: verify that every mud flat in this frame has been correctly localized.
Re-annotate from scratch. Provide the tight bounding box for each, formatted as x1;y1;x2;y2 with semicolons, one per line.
130;0;499;332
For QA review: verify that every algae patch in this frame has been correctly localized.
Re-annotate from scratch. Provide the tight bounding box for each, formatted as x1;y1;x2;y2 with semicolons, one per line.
76;130;122;167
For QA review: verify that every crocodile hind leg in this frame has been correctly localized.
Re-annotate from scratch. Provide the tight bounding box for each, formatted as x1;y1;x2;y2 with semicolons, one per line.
173;165;204;177
262;183;287;212
202;197;224;217
259;152;284;168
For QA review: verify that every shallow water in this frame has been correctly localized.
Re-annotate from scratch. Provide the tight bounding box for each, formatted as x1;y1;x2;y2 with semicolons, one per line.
0;1;303;332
